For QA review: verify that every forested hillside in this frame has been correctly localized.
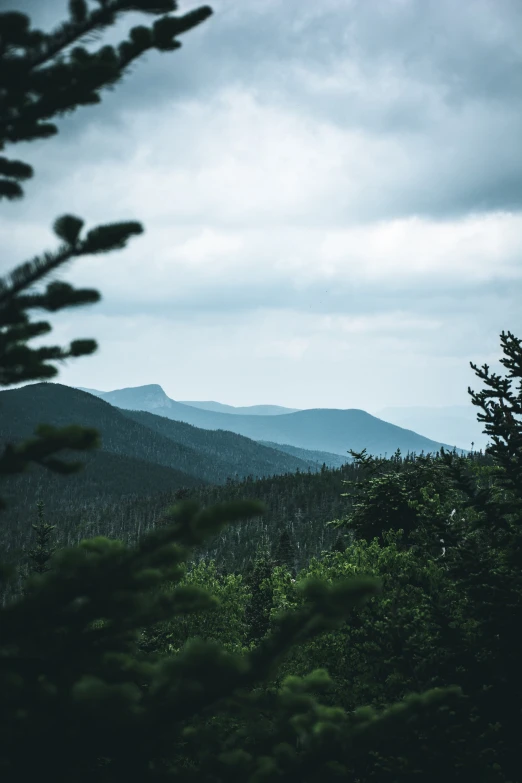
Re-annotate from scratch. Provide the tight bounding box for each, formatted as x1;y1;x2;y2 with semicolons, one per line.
0;382;325;479
118;406;345;472
256;440;349;468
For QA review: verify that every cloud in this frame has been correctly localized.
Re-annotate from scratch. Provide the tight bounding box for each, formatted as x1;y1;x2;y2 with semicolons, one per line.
1;0;521;411
11;0;522;218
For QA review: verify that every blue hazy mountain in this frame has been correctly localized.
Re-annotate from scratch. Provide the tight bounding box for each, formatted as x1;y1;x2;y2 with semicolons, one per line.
75;384;469;459
178;400;301;415
257;441;348;468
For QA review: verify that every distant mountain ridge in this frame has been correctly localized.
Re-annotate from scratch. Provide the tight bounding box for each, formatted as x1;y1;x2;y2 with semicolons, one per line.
77;389;300;416
73;383;468;458
257;441;349;468
179;401;301;416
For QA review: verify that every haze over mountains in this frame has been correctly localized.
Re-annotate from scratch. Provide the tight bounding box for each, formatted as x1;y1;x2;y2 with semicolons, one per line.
76;386;489;451
370;405;489;453
78;390;298;417
74;383;470;459
177;400;489;452
179;401;301;416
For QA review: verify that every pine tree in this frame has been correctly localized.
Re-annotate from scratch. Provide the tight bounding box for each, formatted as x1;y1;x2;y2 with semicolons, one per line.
0;3;466;780
26;501;57;574
331;533;346;554
244;544;276;645
15;500;58;598
327;332;522;781
328;447;460;551
434;331;522;782
272;527;297;577
19;500;57;586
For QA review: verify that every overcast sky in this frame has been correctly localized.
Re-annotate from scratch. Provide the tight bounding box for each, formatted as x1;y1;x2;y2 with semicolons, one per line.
1;0;521;412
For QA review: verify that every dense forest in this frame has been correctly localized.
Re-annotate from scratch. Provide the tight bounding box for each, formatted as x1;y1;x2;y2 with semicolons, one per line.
1;444;493;607
3;420;519;781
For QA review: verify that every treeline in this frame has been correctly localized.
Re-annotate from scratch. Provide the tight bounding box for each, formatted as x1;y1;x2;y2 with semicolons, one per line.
1;445;494;606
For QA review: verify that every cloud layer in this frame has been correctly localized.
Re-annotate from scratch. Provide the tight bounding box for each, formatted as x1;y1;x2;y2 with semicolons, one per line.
1;0;520;412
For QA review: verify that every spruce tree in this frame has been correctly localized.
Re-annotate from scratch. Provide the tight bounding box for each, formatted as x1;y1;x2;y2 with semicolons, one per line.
436;331;522;782
14;500;58;599
325;332;522;781
0;3;466;780
328;447;461;551
330;533;346;554
25;501;57;575
271;527;297;578
18;500;57;587
244;544;276;646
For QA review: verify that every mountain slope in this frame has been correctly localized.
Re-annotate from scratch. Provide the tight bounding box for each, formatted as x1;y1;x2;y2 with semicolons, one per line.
257;441;350;468
1;448;204;510
0;383;208;484
79;383;468;458
178;401;301;415
116;408;328;477
0;383;321;486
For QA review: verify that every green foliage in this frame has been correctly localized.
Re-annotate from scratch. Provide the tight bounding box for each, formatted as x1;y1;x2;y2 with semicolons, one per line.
330;533;347;554
237;328;522;781
16;501;58;596
329;448;463;551
244;545;277;647
139;557;251;657
0;442;372;603
24;500;57;576
271;527;297;578
268;530;469;704
0;498;399;780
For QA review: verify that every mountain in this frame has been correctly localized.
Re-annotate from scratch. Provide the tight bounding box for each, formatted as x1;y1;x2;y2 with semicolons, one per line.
257;441;349;468
116;408;335;475
372;405;490;452
76;386;103;395
178;401;301;415
1;448;204;511
0;383;324;489
75;384;468;459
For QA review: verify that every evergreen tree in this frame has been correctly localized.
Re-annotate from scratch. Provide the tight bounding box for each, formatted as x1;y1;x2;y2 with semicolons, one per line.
0;2;468;780
25;501;57;576
15;500;58;598
435;331;522;782
328;447;461;551
324;331;522;781
330;533;346;554
244;544;275;646
271;527;297;578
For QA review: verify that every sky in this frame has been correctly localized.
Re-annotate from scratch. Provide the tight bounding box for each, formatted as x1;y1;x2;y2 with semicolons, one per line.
1;0;521;413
